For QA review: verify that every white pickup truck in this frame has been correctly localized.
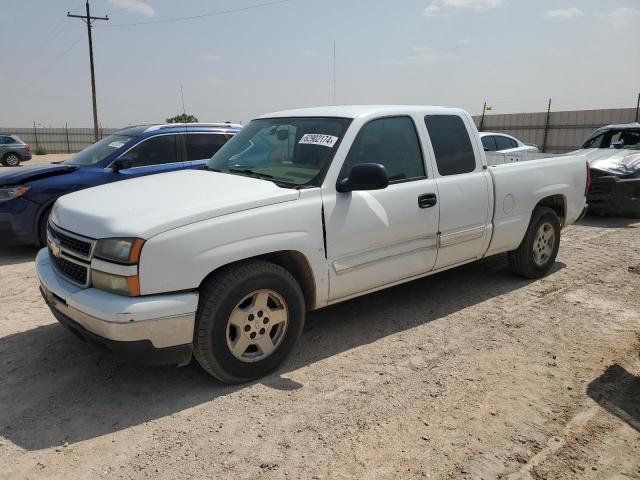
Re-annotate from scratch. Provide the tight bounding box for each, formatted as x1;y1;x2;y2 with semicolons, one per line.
37;106;589;383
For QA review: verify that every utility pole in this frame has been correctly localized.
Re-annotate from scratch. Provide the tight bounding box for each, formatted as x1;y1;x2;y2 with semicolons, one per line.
180;86;186;115
479;102;487;131
635;92;639;123
68;1;108;142
542;98;552;153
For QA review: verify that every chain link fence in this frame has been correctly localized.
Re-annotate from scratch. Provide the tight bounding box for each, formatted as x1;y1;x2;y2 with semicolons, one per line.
0;126;118;154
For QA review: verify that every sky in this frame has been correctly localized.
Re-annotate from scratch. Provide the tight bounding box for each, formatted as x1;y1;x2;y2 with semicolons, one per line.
1;0;638;127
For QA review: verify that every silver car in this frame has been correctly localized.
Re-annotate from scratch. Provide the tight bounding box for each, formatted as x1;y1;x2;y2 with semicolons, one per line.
0;134;32;167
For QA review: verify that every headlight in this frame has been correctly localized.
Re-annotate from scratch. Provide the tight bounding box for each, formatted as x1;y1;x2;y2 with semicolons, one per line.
0;186;30;203
94;237;144;264
91;270;140;296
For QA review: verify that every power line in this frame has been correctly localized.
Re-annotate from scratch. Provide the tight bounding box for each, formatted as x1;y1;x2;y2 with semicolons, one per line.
100;0;292;27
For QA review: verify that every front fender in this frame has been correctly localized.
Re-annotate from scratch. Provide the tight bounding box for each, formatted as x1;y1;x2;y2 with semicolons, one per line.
138;191;327;303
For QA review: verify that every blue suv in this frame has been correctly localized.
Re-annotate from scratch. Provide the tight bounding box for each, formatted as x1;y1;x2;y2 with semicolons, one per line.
0;123;241;246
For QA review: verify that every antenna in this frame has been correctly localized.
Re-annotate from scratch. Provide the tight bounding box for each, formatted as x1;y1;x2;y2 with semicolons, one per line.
332;40;336;105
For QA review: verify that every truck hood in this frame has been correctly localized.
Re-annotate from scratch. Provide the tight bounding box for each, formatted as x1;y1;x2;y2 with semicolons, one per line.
571;149;640;177
51;169;300;239
0;164;78;186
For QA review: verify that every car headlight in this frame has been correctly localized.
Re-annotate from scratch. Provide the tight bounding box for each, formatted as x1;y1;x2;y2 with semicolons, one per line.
0;186;30;203
91;270;140;296
94;237;144;264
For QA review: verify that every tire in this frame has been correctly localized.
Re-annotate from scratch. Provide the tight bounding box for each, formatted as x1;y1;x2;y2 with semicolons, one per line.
508;206;561;279
3;153;21;167
193;260;305;383
38;206;53;247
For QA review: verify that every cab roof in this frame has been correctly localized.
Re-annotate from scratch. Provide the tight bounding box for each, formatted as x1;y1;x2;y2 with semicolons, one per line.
257;105;467;120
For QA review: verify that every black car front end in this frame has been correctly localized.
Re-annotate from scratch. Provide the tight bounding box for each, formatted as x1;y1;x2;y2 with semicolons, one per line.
588;169;640;216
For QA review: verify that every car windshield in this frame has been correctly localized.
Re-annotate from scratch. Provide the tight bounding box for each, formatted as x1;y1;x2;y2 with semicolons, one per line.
582;129;640;150
206;117;351;187
64;134;135;166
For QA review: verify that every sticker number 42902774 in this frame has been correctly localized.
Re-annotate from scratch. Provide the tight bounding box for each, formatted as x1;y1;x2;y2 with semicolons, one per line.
299;134;339;148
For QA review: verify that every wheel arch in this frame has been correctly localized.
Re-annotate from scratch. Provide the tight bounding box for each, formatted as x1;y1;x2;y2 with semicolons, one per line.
534;194;566;226
197;250;317;311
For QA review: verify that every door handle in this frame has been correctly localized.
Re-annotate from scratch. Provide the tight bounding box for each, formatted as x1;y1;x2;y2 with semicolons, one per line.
418;193;437;208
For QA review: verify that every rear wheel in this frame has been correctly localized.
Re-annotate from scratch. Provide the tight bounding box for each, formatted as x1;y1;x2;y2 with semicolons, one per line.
3;153;21;167
508;207;561;278
194;260;305;383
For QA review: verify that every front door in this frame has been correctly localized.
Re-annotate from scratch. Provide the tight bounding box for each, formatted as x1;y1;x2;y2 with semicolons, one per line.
323;116;440;301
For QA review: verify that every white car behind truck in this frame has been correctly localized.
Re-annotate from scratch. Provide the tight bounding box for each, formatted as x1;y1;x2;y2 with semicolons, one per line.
37;105;589;383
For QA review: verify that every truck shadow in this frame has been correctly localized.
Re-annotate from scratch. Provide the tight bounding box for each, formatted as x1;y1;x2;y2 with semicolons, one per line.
0;245;40;267
586;364;640;432
0;255;564;450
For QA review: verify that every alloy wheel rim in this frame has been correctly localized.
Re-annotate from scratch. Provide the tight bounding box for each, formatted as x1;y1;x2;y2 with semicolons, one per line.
226;289;289;363
533;222;555;266
6;155;19;166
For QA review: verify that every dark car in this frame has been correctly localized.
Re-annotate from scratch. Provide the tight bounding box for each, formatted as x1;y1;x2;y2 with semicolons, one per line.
577;123;640;216
0;133;32;167
0;123;241;246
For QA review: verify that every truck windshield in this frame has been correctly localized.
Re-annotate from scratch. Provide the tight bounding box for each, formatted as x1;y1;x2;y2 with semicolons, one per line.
206;117;351;187
64;134;134;166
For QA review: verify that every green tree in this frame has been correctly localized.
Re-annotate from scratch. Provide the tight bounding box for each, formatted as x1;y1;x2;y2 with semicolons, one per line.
166;113;199;123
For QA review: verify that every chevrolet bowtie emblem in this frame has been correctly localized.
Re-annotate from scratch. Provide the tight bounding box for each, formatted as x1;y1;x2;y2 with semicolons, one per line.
49;237;62;257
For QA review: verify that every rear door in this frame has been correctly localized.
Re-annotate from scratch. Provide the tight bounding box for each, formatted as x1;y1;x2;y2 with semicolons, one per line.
183;132;231;169
324;115;440;300
423;114;492;269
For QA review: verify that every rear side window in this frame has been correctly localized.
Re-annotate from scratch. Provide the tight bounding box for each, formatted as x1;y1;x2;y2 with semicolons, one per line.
185;133;228;161
126;135;178;168
481;136;497;151
3;136;16;144
424;115;476;176
495;135;516;150
342;116;425;182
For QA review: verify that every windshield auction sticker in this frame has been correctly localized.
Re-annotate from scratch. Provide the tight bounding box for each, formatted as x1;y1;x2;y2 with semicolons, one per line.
108;141;125;148
299;134;339;148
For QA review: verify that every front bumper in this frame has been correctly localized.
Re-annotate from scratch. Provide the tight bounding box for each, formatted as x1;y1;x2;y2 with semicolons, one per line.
587;175;640;216
36;248;198;365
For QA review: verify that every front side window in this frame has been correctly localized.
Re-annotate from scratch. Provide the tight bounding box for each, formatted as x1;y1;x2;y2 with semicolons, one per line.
341;116;425;182
185;133;229;161
125;135;178;168
65;134;135;166
481;136;497;151
424;115;476;176
495;135;515;151
207;117;351;187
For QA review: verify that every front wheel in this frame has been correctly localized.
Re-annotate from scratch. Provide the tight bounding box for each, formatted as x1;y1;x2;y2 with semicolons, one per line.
3;153;21;167
508;207;561;279
194;260;305;383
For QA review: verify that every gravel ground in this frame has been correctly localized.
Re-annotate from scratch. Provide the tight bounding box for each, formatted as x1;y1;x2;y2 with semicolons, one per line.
0;215;639;480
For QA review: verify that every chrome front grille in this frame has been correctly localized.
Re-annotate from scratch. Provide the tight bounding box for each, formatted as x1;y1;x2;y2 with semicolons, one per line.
47;222;96;287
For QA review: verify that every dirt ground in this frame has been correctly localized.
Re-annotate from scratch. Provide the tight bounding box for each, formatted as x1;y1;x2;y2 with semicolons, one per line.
0;215;638;480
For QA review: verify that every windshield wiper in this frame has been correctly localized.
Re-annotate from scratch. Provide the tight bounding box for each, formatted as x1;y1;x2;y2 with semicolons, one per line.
228;168;274;179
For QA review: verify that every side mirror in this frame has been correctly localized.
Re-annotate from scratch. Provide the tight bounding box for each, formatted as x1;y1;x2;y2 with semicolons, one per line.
112;157;134;172
336;163;389;193
611;140;624;149
483;146;489;151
